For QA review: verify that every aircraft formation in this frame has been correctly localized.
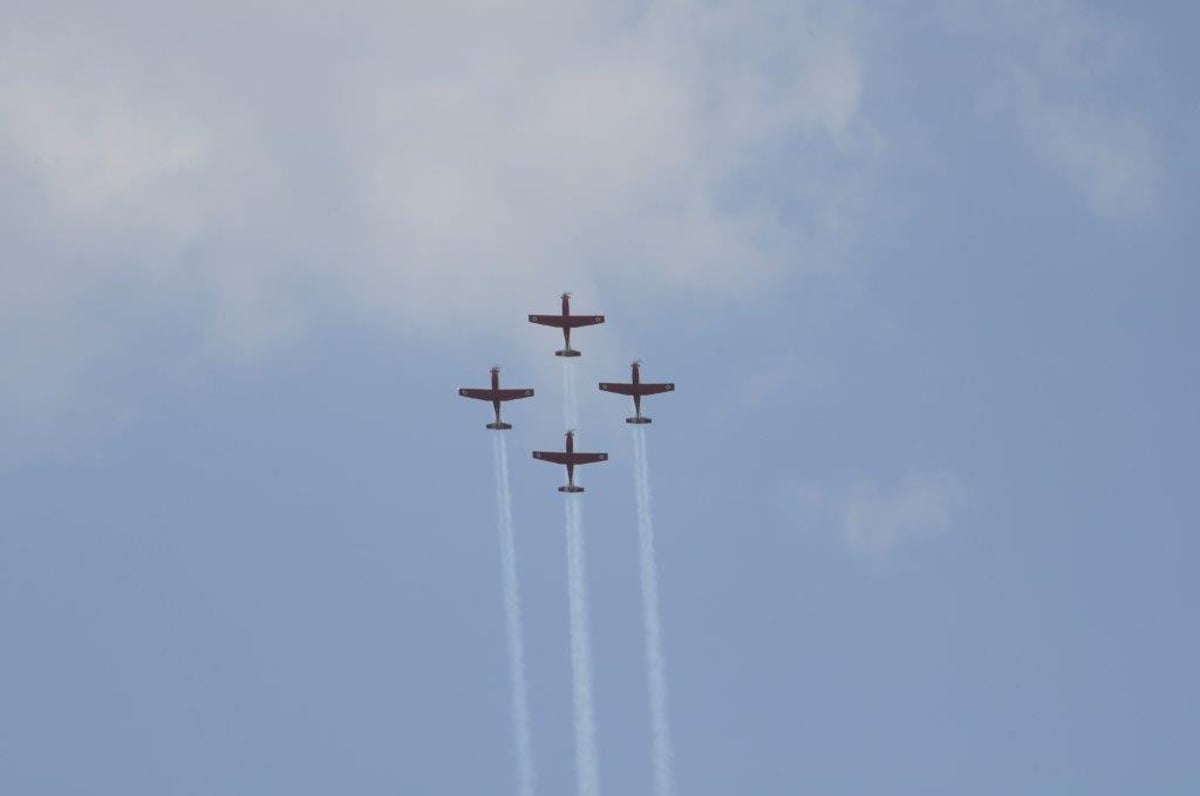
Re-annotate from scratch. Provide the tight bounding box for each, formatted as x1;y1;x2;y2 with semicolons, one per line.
458;291;678;796
458;291;675;492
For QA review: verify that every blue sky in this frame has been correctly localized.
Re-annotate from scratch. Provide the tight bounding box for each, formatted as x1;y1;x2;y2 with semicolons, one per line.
2;1;1197;793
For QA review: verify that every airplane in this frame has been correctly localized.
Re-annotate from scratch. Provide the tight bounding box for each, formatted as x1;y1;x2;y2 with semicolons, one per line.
457;367;535;430
598;360;675;424
528;292;605;357
532;430;608;493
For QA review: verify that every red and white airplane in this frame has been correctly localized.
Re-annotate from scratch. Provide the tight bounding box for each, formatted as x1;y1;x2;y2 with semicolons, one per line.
599;361;675;424
458;367;534;430
528;292;605;357
532;431;607;493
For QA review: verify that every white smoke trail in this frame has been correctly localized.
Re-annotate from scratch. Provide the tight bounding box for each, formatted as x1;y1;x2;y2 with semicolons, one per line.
561;355;598;794
632;426;675;796
493;434;537;796
563;359;579;430
565;494;600;796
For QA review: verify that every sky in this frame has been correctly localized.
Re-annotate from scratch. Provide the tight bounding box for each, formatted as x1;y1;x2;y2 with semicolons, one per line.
2;1;1198;793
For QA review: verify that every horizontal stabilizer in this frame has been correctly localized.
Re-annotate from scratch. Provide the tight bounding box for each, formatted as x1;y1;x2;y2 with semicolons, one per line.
626;416;652;425
558;485;585;493
486;422;513;430
555;349;582;358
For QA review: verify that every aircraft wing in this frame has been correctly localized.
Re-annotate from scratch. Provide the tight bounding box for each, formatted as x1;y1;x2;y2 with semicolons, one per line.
533;451;608;465
528;314;605;328
563;314;605;328
599;382;674;396
493;388;534;401
459;387;533;400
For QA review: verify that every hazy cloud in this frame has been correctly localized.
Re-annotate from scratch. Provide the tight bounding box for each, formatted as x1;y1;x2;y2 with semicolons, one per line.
785;472;969;557
0;0;1171;437
0;0;870;419
1007;71;1162;220
839;473;967;557
944;0;1163;219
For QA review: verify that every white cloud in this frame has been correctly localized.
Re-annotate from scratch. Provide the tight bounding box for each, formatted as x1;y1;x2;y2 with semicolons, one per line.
838;473;967;557
3;0;1168;441
0;0;872;423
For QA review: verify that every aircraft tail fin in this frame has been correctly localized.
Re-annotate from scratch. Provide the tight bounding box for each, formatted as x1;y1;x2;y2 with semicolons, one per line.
626;416;652;425
555;349;582;358
558;485;585;493
487;422;513;430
